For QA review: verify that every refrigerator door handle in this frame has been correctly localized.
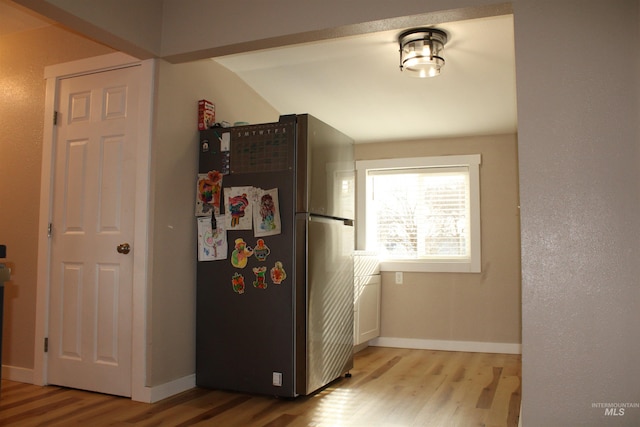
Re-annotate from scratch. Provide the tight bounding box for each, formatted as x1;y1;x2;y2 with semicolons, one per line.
309;214;354;227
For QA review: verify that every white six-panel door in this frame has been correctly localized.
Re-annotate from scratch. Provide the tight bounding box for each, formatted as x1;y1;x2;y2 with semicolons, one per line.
47;65;140;397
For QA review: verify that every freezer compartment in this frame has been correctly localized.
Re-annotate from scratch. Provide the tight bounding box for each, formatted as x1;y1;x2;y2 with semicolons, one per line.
294;115;355;220
295;213;354;395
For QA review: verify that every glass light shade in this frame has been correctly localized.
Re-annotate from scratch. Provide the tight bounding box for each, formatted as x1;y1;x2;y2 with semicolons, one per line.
399;28;447;78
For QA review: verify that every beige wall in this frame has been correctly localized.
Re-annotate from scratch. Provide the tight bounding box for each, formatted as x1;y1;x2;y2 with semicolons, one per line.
148;58;279;386
355;134;521;344
0;25;113;370
14;0;162;59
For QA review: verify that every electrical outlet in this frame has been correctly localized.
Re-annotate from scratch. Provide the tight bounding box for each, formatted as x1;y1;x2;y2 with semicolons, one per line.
395;272;403;284
272;372;282;387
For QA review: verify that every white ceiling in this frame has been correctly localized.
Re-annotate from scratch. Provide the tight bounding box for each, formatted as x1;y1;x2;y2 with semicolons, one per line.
215;14;518;143
1;1;517;144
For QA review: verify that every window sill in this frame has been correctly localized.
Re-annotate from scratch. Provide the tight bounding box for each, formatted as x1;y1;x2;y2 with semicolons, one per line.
379;260;480;273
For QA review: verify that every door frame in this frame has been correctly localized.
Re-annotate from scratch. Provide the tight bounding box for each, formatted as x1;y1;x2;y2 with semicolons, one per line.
34;52;154;402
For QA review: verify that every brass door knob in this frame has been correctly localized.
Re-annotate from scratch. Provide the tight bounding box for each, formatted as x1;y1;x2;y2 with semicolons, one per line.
117;243;131;254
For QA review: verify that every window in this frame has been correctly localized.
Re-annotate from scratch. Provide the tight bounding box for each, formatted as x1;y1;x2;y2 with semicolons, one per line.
356;155;481;273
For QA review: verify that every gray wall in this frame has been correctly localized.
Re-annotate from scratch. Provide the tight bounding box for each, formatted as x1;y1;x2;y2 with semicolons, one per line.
514;0;640;424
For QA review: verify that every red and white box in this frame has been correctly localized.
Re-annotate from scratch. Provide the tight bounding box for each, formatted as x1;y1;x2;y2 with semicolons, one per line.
198;99;215;130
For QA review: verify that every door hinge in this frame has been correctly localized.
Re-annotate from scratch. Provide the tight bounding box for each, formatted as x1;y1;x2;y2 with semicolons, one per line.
47;223;53;238
53;111;58;126
44;337;49;353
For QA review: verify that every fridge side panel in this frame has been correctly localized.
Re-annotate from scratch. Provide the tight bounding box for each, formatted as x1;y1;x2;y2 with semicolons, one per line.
297;214;354;395
294;115;309;216
294;213;308;395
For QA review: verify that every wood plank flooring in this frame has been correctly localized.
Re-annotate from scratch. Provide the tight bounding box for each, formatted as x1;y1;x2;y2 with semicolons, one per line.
0;347;521;426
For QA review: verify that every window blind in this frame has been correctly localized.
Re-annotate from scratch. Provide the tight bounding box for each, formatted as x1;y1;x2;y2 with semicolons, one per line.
369;167;470;259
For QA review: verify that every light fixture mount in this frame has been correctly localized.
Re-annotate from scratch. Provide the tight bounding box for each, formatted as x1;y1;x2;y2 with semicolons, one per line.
398;28;448;78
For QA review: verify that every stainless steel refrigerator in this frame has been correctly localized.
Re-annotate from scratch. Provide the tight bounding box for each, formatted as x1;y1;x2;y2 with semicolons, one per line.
196;114;355;397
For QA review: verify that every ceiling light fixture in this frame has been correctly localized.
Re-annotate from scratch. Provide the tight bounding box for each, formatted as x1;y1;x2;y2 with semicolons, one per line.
398;28;448;78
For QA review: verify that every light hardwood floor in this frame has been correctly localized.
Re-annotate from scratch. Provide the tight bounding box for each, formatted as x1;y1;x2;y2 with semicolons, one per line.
0;347;521;426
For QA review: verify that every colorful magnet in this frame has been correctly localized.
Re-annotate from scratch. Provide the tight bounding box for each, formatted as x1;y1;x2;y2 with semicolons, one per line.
232;272;245;294
253;239;271;261
270;261;287;285
252;266;268;289
231;238;253;268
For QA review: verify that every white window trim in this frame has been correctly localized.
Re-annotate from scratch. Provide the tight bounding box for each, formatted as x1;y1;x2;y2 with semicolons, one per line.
356;154;481;273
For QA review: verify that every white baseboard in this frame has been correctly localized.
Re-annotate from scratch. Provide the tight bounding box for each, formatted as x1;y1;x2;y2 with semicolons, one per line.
2;364;195;404
353;342;369;354
139;374;196;403
369;337;521;354
2;365;35;384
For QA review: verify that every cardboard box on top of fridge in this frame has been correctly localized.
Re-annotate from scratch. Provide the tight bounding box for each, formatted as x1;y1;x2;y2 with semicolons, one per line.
198;99;215;130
